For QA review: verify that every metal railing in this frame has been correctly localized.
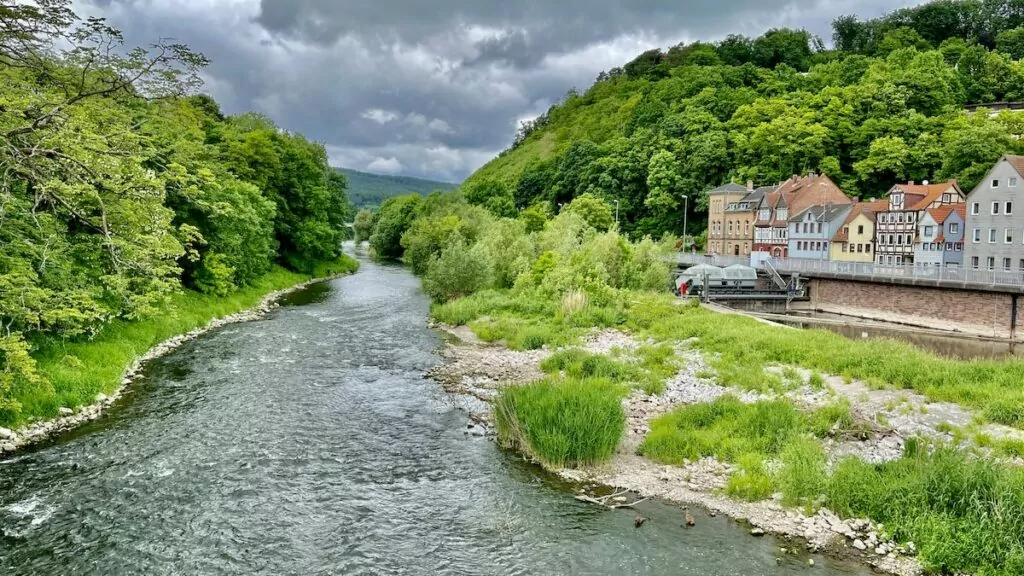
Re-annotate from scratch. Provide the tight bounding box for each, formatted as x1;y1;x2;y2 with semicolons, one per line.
676;253;1024;289
769;257;1024;288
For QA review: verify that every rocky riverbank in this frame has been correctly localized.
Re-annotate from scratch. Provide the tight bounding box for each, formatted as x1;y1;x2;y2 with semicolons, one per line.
428;323;929;576
0;273;354;457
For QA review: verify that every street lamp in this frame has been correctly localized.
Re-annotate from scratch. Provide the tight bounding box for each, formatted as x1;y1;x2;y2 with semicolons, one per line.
615;199;620;226
681;194;689;252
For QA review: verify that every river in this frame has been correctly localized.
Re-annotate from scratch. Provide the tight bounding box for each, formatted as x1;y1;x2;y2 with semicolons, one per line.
0;254;870;575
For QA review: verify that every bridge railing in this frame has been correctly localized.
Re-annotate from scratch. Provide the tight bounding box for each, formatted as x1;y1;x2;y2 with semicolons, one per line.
769;257;1024;288
675;253;1024;289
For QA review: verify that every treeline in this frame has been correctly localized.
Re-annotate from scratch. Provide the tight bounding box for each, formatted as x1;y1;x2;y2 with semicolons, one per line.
338;167;457;209
0;2;350;422
468;0;1024;242
358;191;671;311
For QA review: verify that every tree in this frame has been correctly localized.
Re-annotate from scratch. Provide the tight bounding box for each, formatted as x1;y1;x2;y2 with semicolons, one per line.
717;35;755;66
876;27;933;56
997;27;1024;59
354;209;376;242
646;151;686;211
564;194;614;232
369;195;422;259
753;28;813;70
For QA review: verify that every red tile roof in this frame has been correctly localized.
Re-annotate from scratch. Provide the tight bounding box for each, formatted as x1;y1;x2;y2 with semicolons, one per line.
831;200;887;242
888;180;962;211
775;173;852;216
1006;155;1024;177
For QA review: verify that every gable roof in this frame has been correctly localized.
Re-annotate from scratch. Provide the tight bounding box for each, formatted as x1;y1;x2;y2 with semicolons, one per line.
1006;155;1024;177
927;203;964;225
791;204;851;224
707;182;750;195
774;173;852;216
831;202;879;242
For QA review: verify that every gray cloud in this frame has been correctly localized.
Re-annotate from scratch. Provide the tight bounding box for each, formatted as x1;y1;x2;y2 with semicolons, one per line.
78;0;913;182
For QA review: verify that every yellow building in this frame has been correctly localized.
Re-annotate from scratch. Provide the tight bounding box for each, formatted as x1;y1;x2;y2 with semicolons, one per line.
830;201;886;262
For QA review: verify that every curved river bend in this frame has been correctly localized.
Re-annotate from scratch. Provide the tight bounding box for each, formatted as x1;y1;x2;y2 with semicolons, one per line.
1;255;870;575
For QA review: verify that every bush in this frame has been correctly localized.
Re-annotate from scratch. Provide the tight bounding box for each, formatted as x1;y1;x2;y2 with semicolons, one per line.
494;377;626;467
370;194;422;260
422;240;494;302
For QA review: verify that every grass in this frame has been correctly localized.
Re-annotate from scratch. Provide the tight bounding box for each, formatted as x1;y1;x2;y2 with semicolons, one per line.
494;377;627;468
540;346;677;395
639;396;855;466
619;292;1024;428
9;256;358;429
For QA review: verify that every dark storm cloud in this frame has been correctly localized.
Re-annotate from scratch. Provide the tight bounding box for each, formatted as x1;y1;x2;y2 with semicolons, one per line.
79;0;912;181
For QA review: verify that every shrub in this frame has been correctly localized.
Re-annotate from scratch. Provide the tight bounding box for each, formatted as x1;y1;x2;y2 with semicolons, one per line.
494;377;626;468
726;453;775;501
370;194;422;260
422;240;494;302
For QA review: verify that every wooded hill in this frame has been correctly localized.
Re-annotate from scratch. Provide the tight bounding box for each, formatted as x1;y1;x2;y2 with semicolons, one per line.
464;0;1024;241
338;168;457;209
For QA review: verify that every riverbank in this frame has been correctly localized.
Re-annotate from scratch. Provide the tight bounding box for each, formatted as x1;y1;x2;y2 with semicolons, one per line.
0;256;359;456
428;293;1024;576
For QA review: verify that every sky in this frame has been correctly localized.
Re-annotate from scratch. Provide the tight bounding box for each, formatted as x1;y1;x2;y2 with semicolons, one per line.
78;0;916;183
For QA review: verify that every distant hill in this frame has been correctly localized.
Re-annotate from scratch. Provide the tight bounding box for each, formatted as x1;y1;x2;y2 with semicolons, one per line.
337;168;458;209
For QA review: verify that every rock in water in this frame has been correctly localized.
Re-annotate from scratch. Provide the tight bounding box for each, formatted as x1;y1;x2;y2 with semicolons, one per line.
684;509;696;527
634;516;647;528
750;528;765;536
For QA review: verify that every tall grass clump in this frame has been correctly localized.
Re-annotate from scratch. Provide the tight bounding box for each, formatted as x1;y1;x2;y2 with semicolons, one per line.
540;346;676;394
826;446;1024;575
494;377;626;468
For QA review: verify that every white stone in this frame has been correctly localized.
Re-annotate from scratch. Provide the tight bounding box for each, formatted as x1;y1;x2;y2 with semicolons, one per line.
750;528;766;536
853;539;867;551
58;407;74;417
0;427;14;440
95;393;108;403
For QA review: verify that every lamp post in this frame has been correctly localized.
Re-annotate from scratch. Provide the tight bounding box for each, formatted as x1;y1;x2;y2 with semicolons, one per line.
615;199;620;226
681;194;689;252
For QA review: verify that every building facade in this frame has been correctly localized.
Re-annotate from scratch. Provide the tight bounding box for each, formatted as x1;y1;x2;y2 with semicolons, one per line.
788;204;854;260
754;173;851;259
875;180;964;265
914;204;966;267
963;155;1024;271
706;182;757;256
830;201;885;262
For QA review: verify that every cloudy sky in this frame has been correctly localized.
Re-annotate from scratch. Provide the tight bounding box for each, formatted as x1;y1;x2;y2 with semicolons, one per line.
79;0;914;182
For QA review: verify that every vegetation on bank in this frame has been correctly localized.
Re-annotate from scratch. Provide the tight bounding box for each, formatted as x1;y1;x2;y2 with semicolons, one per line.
462;0;1024;240
0;3;353;426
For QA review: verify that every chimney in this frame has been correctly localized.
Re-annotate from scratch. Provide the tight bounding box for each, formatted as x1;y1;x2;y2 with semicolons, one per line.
747;180;754;191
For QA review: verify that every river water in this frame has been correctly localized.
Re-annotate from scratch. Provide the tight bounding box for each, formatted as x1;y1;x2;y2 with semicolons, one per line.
1;255;870;575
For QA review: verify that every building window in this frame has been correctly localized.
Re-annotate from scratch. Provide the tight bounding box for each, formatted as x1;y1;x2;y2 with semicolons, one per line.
857;225;864;235
950;223;959;234
889;234;895;245
897;213;904;223
866;244;872;253
1020;259;1024;271
879;214;887;224
896;256;903;265
993;179;1000;188
842;244;848;253
972;256;980;269
990;229;998;243
856;244;864;253
1007;202;1014;215
1004;258;1012;271
817;223;822;233
993;202;1001;215
955;243;962;252
1008;228;1015;244
973;228;981;243
943;193;951;203
972;203;980;215
988;257;996;270
728;222;733;234
909;212;916;222
1010;177;1018;188
924;225;934;237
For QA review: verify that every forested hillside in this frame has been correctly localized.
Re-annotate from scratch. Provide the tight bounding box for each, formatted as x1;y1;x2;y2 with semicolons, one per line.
465;0;1024;240
338;168;457;209
0;1;352;426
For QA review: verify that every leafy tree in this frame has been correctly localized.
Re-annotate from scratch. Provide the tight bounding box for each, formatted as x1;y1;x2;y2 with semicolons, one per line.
520;203;551;233
564;194;615;232
876;27;933;56
753;28;813;70
646;151;686;211
354;209;376;242
996;27;1024;59
369;195;422;260
422;239;494;302
717;35;755;66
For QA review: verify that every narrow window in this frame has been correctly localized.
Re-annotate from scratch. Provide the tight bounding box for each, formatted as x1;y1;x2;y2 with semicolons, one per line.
972;256;980;269
1010;177;1018;188
993;202;1001;215
993;179;1000;188
924;226;934;237
950;223;959;234
866;244;872;253
988;257;996;270
972;203;980;215
974;228;981;243
857;225;864;235
1007;202;1014;215
990;229;998;243
1008;228;1015;244
1004;258;1012;271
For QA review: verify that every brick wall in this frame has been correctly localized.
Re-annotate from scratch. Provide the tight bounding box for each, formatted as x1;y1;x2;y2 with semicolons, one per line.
809;278;1020;338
